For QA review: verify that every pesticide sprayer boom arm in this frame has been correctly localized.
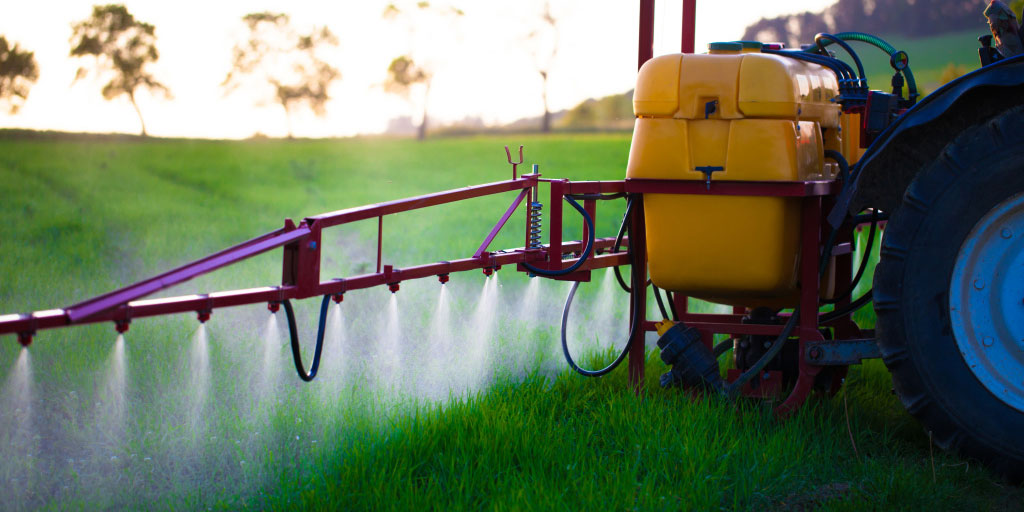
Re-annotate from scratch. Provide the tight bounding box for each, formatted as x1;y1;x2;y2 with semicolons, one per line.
0;173;634;345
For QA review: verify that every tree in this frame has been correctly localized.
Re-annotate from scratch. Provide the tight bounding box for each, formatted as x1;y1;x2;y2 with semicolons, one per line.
526;1;559;133
381;2;464;140
0;36;38;114
70;4;169;136
384;55;432;140
223;12;339;139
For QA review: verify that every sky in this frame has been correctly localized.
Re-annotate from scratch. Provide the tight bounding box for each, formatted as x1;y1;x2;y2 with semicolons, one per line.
0;0;835;139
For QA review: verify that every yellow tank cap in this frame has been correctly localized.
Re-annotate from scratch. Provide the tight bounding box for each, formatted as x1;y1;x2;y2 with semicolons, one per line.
732;41;763;53
708;42;742;54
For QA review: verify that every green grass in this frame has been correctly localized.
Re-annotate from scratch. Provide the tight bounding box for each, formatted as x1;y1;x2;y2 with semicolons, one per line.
0;133;1020;510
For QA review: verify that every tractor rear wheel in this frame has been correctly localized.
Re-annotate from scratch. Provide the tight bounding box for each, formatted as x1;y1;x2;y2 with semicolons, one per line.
874;106;1024;481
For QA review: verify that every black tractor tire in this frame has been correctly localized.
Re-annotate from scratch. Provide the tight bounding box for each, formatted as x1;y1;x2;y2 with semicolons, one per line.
874;106;1024;481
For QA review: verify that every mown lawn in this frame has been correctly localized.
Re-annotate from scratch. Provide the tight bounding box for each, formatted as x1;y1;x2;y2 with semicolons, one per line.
0;133;1020;510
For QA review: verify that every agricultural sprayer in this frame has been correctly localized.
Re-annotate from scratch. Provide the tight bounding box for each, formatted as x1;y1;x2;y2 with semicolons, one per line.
3;0;1024;480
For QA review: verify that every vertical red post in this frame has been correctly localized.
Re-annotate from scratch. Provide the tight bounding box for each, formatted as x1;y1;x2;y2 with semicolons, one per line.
583;199;597;256
286;221;322;298
777;197;826;414
674;293;688;314
525;186;533;250
681;0;696;54
628;195;647;392
799;197;822;339
548;180;565;270
376;215;383;274
639;0;655;70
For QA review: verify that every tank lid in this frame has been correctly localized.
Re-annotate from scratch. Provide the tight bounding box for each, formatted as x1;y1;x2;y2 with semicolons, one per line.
708;42;742;52
732;40;763;50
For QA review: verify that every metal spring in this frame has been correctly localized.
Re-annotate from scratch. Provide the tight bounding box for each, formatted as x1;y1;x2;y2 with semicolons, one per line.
529;201;543;248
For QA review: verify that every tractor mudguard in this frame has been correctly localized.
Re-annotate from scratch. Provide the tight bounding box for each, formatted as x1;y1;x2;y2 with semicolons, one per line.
835;54;1024;220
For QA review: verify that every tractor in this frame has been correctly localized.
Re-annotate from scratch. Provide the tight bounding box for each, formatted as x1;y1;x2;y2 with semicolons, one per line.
2;0;1022;480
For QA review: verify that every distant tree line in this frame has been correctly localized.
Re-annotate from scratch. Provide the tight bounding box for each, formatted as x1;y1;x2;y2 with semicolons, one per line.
742;0;989;48
1;1;567;139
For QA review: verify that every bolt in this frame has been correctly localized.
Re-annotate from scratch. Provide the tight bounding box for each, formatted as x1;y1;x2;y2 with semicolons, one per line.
1001;227;1013;239
974;278;985;290
983;336;994;347
308;241;318;250
808;346;823;361
763;372;771;380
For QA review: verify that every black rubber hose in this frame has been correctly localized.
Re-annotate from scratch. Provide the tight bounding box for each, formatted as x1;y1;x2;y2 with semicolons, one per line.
283;295;331;382
652;285;671;320
560;217;642;377
824;149;851;184
713;339;733;358
814;33;866;89
823;210;878;305
611;196;653;293
566;192;627;201
820;290;873;324
522;195;595;277
667;291;680;321
612;197;635;292
822;31;918;103
764;49;854;90
725;309;800;398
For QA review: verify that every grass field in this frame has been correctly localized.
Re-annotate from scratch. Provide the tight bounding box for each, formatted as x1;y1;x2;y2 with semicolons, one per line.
1;133;1021;510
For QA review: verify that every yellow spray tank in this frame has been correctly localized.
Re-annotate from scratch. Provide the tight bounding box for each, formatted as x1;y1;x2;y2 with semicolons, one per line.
626;43;842;307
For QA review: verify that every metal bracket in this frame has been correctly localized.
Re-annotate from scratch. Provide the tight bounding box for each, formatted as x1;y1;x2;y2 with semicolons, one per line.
804;338;881;366
505;145;524;179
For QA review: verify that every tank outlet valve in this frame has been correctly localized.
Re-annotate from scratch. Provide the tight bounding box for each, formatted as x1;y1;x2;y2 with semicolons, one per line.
657;323;724;392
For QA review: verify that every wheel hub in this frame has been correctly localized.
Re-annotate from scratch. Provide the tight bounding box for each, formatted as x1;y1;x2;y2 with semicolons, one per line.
950;192;1024;413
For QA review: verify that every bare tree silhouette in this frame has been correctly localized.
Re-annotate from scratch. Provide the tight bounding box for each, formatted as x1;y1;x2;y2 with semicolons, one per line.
0;36;39;114
223;12;340;139
381;2;463;140
526;1;559;133
70;4;170;136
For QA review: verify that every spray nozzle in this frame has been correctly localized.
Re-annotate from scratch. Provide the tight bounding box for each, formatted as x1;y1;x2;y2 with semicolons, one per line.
331;293;344;304
197;310;211;323
17;331;33;347
268;301;281;313
438;274;450;284
388;282;400;293
115;319;130;334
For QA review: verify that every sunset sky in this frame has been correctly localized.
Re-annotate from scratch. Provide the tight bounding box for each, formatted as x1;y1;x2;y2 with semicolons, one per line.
0;1;834;138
